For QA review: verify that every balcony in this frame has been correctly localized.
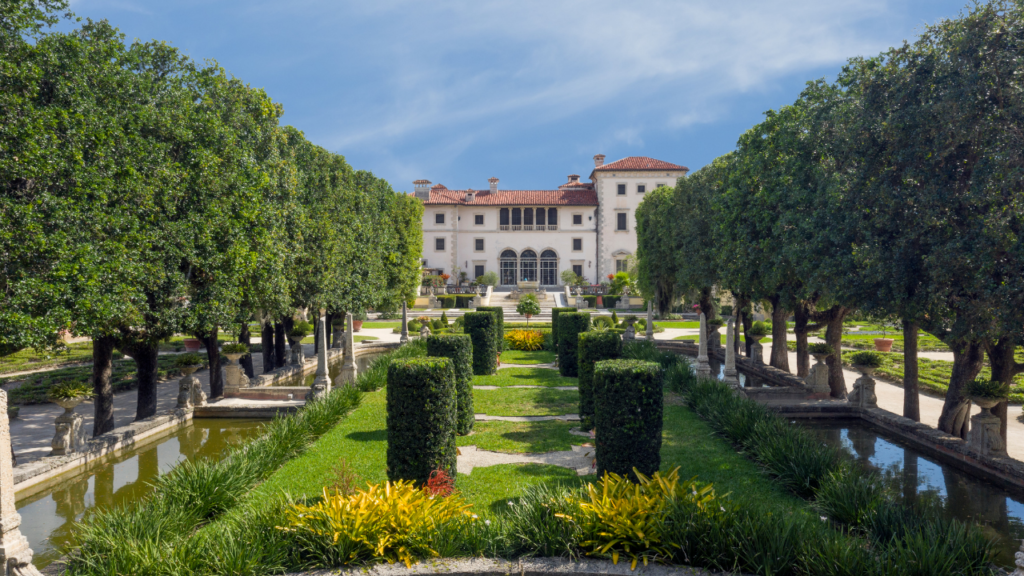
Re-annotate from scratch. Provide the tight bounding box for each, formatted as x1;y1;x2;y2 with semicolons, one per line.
497;224;558;231
512;225;522;231
523;225;533;231
548;225;558;230
499;225;510;231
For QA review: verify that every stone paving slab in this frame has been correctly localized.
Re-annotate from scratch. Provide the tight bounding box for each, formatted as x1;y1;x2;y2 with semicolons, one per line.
458;444;594;475
498;362;556;369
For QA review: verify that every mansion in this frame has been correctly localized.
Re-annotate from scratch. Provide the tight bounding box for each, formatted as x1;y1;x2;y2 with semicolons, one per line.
414;154;688;287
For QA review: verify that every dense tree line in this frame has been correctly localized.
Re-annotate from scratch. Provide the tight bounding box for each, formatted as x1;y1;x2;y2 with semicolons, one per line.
0;1;422;431
636;0;1024;439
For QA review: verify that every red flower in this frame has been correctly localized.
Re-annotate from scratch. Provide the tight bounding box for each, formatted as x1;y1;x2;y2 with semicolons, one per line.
607;274;614;280
425;469;455;497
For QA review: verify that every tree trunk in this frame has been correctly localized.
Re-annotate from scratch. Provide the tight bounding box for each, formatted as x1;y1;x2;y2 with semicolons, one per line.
91;335;117;436
767;296;790;372
741;301;753;357
262;321;276;373
792;302;823;378
987;336;1023;443
938;341;984;439
202;327;223;399
274;321;287;368
120;340;159;421
903;320;920;422
239;323;254;379
823;311;849;398
326;313;335;349
313;314;321;354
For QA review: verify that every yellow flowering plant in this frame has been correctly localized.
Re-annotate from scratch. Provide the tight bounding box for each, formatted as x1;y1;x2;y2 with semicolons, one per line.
505;329;545;351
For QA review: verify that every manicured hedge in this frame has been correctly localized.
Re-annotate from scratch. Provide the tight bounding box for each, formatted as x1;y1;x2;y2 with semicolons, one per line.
455;295;474;308
593;359;663;480
581;295;597;308
551;307;575;354
464;311;499;375
475;306;504;347
578;331;622;431
386;357;457;484
426;334;474;435
557;312;591;377
436;295;456;309
602;296;620;309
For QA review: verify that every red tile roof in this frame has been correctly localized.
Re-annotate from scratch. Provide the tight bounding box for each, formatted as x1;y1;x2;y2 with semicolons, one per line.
592;156;689;172
558;180;594;189
423;188;597;206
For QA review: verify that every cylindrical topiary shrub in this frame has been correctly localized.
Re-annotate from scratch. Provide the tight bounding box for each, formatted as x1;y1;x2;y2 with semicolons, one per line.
475;306;504;348
557;312;591;377
594;359;663;480
463;311;499;375
386;357;457;484
551;307;575;355
578;331;623;431
427;334;474;435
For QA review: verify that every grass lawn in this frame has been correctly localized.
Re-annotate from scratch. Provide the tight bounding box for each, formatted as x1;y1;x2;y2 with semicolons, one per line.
474;367;575;387
457;420;580;453
158;333;234;352
506;322;552;329
299;335;378;343
361;322;401;330
0;341;94;374
838;333;948;352
656;321;700;329
673;335;771;344
473;388;579;416
500;350;556;364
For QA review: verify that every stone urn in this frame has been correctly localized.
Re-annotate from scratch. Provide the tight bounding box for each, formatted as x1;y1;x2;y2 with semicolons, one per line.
874;338;894;352
971;395;1001;414
223;352;250;394
848;365;878;408
353;320;363;332
852;364;876;377
52;397;85;413
968;395;1008;458
176;365;201;414
806;353;830;395
50;397;86;456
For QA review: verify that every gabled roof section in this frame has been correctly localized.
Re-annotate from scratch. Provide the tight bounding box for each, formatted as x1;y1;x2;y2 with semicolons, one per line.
423;188;597;206
592;156;689;174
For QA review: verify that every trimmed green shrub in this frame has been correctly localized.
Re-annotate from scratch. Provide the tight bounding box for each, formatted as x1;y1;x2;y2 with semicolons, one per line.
476;306;505;346
849;350;883;368
808;342;834;355
440;311;449;325
436;295;456;309
557;312;591;377
603;296;620;309
748;321;769;337
578;331;622;431
455;295;474;308
408;320;423;332
551;307;575;353
427;334;474;435
593;359;663;479
386;357;457;484
592;316;614;330
464;311;499;375
582;295;597;308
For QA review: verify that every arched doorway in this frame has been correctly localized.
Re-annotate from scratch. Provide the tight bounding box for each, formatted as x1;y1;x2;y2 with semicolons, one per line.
519;250;538;282
540;250;558;286
500;250;518;285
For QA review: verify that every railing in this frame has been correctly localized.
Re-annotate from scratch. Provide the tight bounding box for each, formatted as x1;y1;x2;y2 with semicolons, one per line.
579;285;608;295
499;225;510;231
445;286;480;294
548;225;558;230
523;225;533;231
497;225;558;231
512;225;522;231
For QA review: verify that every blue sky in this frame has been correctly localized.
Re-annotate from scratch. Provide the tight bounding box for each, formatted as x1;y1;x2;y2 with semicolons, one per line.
63;0;970;192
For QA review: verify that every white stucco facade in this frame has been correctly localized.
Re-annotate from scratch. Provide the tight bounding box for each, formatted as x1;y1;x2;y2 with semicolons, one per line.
415;155;688;287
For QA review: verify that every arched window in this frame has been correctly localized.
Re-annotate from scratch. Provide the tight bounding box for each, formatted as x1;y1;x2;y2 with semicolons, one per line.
511;208;522;229
500;250;518;285
499;208;509;228
520;249;538;282
536;208;546;226
524;208;533;229
540;249;558;286
547;208;558;229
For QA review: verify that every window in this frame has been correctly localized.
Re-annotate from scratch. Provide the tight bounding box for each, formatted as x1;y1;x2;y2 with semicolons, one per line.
572;264;583;278
474;265;485;279
520;250;538;282
656;183;666;189
637;184;646;194
512;208;522;226
435;213;445;224
572;238;582;251
500;250;517;285
617;184;626;195
474;238;484;251
524;208;534;226
572;214;582;225
616;259;629;273
499;208;509;226
617;212;627;231
536;208;546;226
475;214;484;225
540;250;558;285
548;208;557;227
435;237;445;251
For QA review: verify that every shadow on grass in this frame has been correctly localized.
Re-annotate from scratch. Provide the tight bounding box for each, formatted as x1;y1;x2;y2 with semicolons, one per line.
346;429;387;442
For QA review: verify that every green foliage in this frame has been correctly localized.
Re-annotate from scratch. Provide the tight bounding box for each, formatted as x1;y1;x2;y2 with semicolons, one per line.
504;330;545;351
849;351;883;368
516;294;542;320
577;332;622;431
966;378;1009;400
557;312;591;377
426;335;474;435
608;272;631;296
289;322;313;341
593;360;663;479
560;269;584;286
47;380;94;400
221;343;249;355
475;306;504;345
385;357;457;484
477;271;498;286
807;343;834;355
407;320;423;332
550;308;575;355
436;295;456;309
174;352;204;367
463;312;499;375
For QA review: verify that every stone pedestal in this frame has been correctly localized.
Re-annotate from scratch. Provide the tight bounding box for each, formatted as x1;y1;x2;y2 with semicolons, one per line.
400;301;410;344
805;354;831;395
709;326;721;349
696;313;711;377
0;391;43;575
969;401;1007;458
615;298;631;310
645;301;654;340
575;297;588;309
331;324;344;349
223;353;249;396
419;325;432;337
310;316;331;400
335;313;358;388
722;318;738;387
427;296;439;308
175;366;199;416
848;367;878;408
750;339;764;365
290;341;303;366
622;323;635;341
50;399;85;457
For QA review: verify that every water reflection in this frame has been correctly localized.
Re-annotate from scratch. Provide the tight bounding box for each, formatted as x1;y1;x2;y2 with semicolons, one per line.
803;420;1024;567
16;418;264;568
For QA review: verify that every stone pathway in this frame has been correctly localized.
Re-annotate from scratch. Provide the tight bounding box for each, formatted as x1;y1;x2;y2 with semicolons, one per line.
457;445;594;475
499;362;556;369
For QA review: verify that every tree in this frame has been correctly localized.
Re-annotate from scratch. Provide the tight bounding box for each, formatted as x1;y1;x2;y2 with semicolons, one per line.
516;294;541;325
635;186;680;316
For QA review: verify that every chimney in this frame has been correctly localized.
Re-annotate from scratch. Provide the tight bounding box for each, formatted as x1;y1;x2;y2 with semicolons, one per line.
488;177;499;193
413;179;431;201
465;189;475;203
593;154;605;167
568;174;580;184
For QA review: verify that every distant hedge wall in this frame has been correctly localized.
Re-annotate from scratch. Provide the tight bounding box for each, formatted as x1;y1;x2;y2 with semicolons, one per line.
551;307;575;356
594;359;663;480
436;295;455;309
455;295;474;308
426;334;474;435
386;357;457;484
475;306;504;348
464;311;499;375
578;331;622;431
557;312;591;377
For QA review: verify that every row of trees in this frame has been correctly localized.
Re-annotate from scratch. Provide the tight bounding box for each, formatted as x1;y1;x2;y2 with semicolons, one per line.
635;0;1024;439
1;2;423;431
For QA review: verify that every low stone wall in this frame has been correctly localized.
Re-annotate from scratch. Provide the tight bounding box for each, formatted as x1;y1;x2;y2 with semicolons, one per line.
654;341;815;395
14;410;191;496
244;342;400;392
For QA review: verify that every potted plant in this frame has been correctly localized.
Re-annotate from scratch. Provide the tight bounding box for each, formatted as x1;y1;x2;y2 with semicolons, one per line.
174;352;204;377
966;378;1010;415
288;321;312;346
48;381;94;413
748;321;769;342
516;294;541;326
182;337;202;353
221;342;249;362
849;351;883;376
873;318;897;352
807;342;834;362
352;310;367;332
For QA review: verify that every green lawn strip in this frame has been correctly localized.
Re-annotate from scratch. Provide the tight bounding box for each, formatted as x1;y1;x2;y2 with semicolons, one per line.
656;321;700;329
506;322;552;329
457;420;580;453
158;333;235;352
299;335;377;343
500;350;556;365
837;333;948;352
362;322;401;330
457;464;586;518
473;388;579;416
673;335;771;344
0;341;94;374
473;367;574;387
